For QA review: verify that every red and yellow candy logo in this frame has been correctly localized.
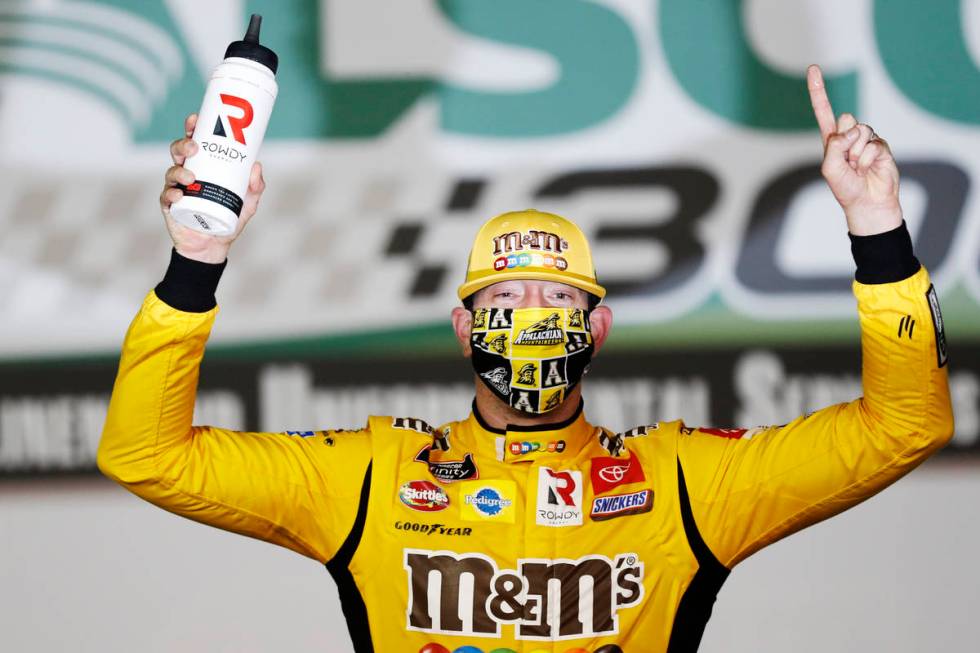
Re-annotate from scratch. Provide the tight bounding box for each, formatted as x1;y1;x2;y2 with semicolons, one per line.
399;481;449;512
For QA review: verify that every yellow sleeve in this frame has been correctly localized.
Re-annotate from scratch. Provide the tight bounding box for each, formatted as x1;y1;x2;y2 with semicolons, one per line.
97;292;372;564
678;266;954;568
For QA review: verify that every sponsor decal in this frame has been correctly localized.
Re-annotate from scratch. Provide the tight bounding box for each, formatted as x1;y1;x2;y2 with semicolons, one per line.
460;480;517;522
536;467;583;527
698;427;748;439
467;488;511;516
491;230;569;256
590;454;646;494
399;481;450;512
513;313;564;345
394;521;472;537
433;427;451;451
414;447;479;483
493;257;507;271
507;439;565;457
927;284;948;367
597;425;652;457
404;549;643;639
590;489;653;521
284;430;317;437
392;417;436;435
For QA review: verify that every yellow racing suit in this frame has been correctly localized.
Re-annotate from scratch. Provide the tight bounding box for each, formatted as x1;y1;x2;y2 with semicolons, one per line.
98;263;952;653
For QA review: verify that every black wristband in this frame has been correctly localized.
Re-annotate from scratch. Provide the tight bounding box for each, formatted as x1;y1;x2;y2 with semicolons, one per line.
154;248;227;312
848;221;920;284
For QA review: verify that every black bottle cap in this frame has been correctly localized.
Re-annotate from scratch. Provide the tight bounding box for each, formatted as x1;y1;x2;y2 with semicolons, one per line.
224;14;278;74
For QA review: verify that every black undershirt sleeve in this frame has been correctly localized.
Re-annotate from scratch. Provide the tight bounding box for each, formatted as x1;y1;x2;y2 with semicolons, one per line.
848;220;920;285
154;248;227;313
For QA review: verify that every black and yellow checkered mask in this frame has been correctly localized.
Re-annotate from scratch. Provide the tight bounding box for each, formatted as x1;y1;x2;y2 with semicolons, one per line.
469;307;593;414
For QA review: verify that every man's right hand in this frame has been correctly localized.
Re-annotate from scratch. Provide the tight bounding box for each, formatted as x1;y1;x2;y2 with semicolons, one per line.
160;113;267;264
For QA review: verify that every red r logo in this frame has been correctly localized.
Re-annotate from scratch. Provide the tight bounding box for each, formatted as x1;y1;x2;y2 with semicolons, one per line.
219;94;254;145
546;468;576;506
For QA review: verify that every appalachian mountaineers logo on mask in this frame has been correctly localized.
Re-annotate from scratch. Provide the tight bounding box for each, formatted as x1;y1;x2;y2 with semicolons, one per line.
470;307;593;414
513;313;563;345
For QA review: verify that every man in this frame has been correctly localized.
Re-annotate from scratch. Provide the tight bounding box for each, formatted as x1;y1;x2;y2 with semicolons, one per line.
99;66;953;652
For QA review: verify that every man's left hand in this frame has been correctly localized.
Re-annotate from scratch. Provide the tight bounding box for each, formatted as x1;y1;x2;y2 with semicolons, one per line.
807;64;903;236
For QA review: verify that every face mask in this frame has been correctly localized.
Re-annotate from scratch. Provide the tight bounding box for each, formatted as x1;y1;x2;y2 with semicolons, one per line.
470;306;593;414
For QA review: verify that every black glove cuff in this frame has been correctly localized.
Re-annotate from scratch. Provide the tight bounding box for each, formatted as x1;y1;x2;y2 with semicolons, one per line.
848;221;920;284
154;248;227;312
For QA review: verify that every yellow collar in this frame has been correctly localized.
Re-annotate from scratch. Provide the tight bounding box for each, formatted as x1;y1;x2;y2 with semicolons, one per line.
466;400;599;463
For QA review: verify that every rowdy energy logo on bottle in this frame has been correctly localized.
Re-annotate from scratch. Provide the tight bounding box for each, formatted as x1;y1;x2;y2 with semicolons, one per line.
213;94;254;145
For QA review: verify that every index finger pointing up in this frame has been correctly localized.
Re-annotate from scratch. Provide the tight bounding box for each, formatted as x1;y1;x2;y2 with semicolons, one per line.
807;64;837;144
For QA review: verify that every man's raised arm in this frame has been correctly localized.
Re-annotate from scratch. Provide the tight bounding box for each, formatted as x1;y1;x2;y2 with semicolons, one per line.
97;115;371;563
674;66;954;568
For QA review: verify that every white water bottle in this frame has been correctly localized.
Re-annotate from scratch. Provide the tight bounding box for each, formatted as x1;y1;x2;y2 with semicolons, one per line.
170;14;278;236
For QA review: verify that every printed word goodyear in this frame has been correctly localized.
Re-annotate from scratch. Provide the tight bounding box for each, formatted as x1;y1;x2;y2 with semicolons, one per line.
394;521;472;536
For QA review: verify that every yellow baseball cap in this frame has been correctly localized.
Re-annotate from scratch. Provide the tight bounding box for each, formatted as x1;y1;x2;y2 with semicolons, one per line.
457;209;606;300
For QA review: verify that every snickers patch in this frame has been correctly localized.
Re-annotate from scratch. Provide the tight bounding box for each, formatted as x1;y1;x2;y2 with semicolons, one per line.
590;489;653;521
